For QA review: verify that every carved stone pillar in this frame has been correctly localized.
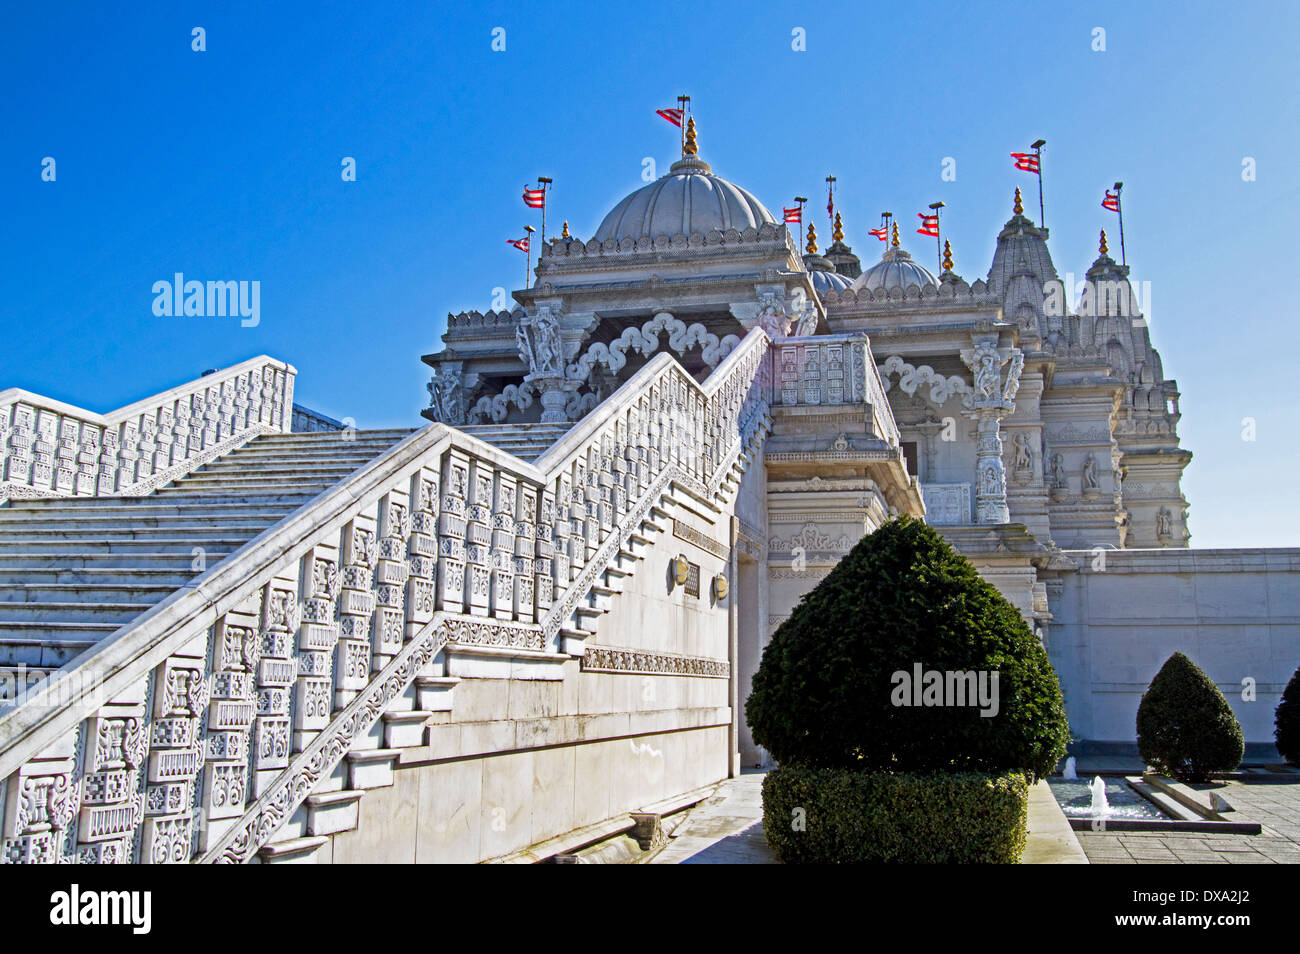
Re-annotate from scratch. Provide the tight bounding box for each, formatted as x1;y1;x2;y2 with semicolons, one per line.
960;335;1024;526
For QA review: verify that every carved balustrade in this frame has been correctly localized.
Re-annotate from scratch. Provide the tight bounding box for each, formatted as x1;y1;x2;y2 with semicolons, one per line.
0;357;295;503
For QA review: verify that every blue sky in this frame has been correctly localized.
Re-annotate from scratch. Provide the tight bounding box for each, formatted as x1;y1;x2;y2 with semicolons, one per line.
2;1;1296;547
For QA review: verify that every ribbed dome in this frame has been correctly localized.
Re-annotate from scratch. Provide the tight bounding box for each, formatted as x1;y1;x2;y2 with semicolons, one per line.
852;246;939;292
594;156;776;244
810;268;855;294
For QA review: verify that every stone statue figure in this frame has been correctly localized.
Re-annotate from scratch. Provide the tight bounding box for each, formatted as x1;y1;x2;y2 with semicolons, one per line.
756;293;788;338
1082;453;1099;491
974;351;1000;401
1049;452;1065;489
1013;432;1033;472
426;368;463;424
533;309;562;374
979;462;1001;497
1156;507;1173;538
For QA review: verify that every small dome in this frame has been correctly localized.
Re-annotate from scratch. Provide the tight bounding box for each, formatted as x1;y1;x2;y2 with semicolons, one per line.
811;269;855;294
852;246;939;293
594;155;776;244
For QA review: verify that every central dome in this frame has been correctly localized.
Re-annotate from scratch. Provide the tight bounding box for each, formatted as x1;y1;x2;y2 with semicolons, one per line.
594;155;776;244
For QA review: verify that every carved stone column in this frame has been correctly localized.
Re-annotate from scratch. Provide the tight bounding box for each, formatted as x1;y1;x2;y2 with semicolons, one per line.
960;335;1024;526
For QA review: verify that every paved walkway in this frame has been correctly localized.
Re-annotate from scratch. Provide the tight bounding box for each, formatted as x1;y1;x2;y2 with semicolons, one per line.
648;770;776;864
1075;773;1300;864
648;770;1088;864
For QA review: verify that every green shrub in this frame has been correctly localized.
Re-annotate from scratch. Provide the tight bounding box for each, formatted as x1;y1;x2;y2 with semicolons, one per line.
1274;664;1300;766
746;516;1069;781
1136;652;1244;782
762;766;1029;863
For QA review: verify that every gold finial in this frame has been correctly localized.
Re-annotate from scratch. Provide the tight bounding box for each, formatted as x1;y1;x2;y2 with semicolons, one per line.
891;222;900;247
561;220;570;240
1013;187;1023;215
683;116;698;156
805;221;818;255
942;239;954;272
1099;229;1108;255
832;211;844;243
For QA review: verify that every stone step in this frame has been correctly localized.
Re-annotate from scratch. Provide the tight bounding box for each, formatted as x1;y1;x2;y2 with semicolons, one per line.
304;790;364;837
0;630;107;666
0;600;156;623
0;567;195;586
0;500;304;520
344;748;400;790
0;550;236;570
381;709;434;748
255;835;330;864
0;511;294;529
2;494;315;513
0;664;58;702
192;462;375;478
414;675;459;712
0;526;270;542
0;581;179;602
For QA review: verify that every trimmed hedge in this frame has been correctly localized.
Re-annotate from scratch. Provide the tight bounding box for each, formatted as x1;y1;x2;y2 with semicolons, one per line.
762;766;1029;864
1275;664;1300;766
1136;651;1244;783
747;516;1069;781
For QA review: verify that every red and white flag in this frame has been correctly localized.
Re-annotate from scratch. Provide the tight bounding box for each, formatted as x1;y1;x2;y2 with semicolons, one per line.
783;206;802;223
868;225;889;242
1102;190;1120;212
656;107;684;127
522;186;546;209
1010;152;1040;174
507;236;530;252
916;213;940;237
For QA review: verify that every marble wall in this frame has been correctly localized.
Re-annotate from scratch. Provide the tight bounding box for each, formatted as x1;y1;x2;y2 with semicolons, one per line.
1049;548;1300;746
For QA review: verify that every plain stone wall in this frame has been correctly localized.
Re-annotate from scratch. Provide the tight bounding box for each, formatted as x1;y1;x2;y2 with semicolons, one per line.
1050;548;1300;745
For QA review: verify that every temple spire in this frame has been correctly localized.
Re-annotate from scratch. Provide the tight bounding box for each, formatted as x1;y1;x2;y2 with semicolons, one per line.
683;116;698;156
805;221;818;255
832;211;844;243
561;220;570;240
1013;187;1024;216
891;221;900;247
942;239;954;272
1099;229;1108;255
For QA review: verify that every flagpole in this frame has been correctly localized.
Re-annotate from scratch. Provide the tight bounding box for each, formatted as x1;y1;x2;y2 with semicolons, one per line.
929;201;945;273
1031;139;1046;228
825;175;836;230
537;177;552;248
678;95;689;156
523;225;535;288
795;196;807;253
1114;181;1126;266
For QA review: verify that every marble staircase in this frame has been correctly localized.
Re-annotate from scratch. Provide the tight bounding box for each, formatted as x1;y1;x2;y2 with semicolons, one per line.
455;422;573;461
0;429;413;701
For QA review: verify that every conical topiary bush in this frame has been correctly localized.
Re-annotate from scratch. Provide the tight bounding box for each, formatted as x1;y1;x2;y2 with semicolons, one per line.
1275;664;1300;766
1136;652;1244;782
746;515;1069;782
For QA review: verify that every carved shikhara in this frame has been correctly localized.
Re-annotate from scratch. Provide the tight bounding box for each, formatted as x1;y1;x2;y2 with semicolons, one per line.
581;647;729;679
0;330;772;865
673;519;729;561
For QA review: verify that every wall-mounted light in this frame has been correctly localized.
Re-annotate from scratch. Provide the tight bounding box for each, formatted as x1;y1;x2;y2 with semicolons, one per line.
713;574;729;602
672;555;690;587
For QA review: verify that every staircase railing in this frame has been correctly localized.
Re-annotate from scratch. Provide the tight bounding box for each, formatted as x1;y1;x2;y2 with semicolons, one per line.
0;356;295;505
0;329;770;864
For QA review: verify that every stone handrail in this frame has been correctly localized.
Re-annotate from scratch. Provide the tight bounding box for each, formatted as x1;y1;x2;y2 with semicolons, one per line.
0;356;296;504
0;329;770;864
